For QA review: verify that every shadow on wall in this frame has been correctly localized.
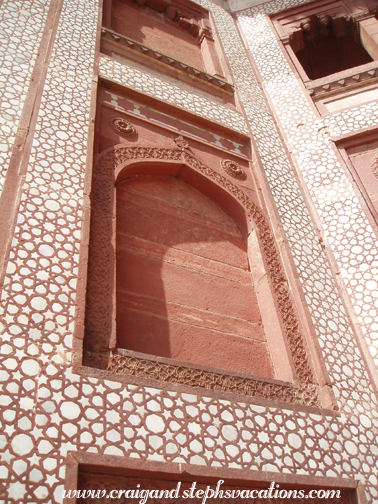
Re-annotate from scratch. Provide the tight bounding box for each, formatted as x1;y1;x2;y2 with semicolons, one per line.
116;175;274;378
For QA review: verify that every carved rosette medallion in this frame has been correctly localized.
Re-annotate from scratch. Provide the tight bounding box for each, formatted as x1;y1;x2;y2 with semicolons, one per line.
221;159;247;180
108;117;137;138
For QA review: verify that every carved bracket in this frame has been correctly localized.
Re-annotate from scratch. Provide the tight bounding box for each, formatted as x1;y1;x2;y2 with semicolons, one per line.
289;13;355;52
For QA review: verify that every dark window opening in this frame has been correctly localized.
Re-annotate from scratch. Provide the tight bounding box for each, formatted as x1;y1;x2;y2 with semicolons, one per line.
290;15;373;80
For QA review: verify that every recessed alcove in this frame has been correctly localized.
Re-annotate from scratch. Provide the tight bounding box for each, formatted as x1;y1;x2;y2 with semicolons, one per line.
116;175;274;378
293;30;373;80
82;133;326;404
82;82;326;405
271;0;378;111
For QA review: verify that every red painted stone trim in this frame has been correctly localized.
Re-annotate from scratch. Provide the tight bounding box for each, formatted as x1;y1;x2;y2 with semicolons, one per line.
84;144;320;406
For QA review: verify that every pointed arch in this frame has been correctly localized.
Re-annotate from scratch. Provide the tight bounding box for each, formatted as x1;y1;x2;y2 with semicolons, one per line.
84;144;319;405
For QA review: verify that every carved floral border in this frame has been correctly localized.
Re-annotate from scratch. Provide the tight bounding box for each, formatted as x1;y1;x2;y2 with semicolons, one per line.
84;145;320;407
372;151;378;179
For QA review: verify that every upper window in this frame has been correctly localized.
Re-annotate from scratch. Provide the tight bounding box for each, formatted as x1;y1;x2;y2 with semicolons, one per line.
271;0;378;112
291;14;373;80
101;0;232;96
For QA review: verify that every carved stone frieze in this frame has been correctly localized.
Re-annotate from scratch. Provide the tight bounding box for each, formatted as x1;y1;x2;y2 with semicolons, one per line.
107;352;318;406
372;151;378;179
85;145;319;406
221;159;247;180
308;66;378;99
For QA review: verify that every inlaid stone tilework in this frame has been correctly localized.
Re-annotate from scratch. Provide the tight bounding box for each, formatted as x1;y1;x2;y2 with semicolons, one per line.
194;0;378;393
0;0;98;501
1;0;378;503
99;55;249;135
325;101;378;138
0;0;50;197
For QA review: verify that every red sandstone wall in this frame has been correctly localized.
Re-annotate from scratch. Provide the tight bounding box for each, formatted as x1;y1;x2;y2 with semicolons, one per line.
116;176;273;376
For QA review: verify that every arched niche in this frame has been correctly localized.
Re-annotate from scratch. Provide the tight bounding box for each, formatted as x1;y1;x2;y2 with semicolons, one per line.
84;144;319;406
116;174;273;377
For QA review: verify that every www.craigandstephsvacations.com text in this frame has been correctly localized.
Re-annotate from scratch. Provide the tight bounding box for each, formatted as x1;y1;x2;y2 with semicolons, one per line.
63;480;343;502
